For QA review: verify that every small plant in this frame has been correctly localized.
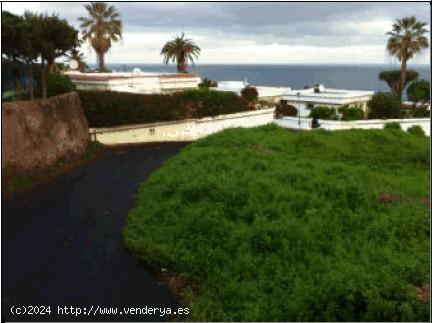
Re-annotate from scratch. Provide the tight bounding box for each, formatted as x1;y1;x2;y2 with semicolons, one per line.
338;105;365;120
275;102;298;118
308;106;339;120
384;122;401;130
47;73;76;98
367;92;401;119
198;78;218;88
311;117;320;128
240;86;258;103
407;125;426;136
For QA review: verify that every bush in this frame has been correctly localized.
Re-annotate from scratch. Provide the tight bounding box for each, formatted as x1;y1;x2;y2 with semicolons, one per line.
124;126;429;321
407;79;430;104
384;122;401;130
198;78;218;88
412;106;430;118
367;92;401;119
46;73;76;98
308;105;339;120
79;89;249;127
275;102;298;118
338;105;365;120
407;125;425;136
240;86;258;103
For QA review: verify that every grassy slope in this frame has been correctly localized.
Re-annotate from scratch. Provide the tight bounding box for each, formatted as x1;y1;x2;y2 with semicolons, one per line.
124;125;430;321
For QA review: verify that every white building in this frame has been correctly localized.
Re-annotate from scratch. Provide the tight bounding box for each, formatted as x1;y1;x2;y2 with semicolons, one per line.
282;84;374;117
214;81;292;102
64;69;201;94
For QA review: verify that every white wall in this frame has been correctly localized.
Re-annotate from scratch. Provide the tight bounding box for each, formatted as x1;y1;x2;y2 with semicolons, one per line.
91;108;275;145
275;117;431;136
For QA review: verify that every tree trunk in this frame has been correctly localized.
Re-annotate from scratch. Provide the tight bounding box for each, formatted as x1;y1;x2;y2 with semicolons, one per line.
399;57;407;99
27;63;34;100
41;60;47;99
98;51;105;72
177;60;187;73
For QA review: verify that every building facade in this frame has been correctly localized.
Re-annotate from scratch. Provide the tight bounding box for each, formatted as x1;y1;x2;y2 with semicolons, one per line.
64;70;201;94
282;85;374;117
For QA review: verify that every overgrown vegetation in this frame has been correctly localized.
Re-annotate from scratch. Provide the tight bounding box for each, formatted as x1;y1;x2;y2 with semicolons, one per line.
79;89;249;127
367;92;402;119
338;105;365;120
124;125;430;321
46;73;76;97
308;105;339;120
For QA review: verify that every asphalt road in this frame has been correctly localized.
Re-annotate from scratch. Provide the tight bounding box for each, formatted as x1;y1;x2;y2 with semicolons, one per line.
2;142;189;322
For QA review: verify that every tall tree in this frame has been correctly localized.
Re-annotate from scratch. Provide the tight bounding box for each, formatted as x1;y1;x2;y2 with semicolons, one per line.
34;13;78;98
386;16;428;98
161;32;201;73
1;11;26;98
378;69;419;96
78;2;122;72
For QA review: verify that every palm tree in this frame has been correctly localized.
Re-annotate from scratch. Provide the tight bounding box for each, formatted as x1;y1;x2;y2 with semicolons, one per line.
78;2;122;72
65;48;89;72
161;32;201;73
387;16;428;98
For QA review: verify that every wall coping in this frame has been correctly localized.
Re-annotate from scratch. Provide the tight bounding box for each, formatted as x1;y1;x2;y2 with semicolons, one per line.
90;108;275;133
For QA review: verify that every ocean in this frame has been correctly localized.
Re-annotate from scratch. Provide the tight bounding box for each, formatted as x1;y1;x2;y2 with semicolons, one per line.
106;64;430;93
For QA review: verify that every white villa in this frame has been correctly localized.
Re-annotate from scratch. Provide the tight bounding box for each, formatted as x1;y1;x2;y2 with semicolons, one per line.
64;69;201;94
281;84;374;117
214;81;292;102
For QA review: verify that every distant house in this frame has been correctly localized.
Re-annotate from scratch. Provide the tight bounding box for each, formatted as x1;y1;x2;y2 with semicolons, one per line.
64;69;201;94
214;81;291;103
281;84;374;117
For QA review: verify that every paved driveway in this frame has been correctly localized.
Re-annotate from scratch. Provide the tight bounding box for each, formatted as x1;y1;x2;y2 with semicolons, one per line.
2;142;189;322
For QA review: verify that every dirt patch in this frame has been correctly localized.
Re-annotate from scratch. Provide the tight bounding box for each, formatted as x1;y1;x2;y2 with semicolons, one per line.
416;284;430;303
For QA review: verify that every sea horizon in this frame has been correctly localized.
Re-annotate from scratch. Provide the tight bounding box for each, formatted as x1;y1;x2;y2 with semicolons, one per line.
101;63;430;95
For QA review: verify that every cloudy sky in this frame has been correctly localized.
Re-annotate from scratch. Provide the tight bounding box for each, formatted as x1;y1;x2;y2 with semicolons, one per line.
2;1;430;65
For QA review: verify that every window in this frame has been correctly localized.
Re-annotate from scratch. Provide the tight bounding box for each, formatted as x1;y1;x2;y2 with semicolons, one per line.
307;103;314;110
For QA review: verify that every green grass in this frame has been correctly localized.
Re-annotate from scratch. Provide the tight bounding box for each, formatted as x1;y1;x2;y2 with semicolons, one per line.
123;125;430;321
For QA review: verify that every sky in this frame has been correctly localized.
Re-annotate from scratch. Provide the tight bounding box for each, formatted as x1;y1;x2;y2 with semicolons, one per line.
2;1;431;65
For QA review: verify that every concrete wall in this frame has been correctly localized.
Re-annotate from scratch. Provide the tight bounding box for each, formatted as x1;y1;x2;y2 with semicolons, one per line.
2;92;89;180
275;116;431;135
90;108;275;145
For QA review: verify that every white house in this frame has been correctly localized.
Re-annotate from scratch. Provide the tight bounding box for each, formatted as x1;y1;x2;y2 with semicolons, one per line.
64;69;201;94
214;81;292;102
281;84;374;117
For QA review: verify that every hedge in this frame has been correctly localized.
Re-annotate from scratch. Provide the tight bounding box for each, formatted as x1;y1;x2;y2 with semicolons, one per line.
78;89;249;127
308;106;339;120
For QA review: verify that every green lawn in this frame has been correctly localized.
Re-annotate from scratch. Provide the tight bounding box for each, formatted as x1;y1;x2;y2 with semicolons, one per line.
123;125;430;321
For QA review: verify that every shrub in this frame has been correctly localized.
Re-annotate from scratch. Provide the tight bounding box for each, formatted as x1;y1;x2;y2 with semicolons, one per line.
384;122;401;130
311;117;320;128
198;78;218;88
367;92;401;119
308;105;339;120
46;73;76;98
275;102;298;118
412;106;430;118
79;89;249;127
338;105;365;120
240;86;258;103
407;79;430;104
407;125;425;136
